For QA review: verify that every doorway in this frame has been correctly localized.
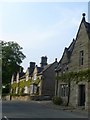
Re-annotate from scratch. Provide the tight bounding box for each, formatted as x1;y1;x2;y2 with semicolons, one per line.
78;85;85;106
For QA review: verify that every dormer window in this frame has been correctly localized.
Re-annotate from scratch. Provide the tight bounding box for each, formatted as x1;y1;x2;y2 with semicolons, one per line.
79;50;84;66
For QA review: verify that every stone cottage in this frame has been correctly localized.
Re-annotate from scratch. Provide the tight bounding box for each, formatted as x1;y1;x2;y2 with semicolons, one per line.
30;56;58;98
11;67;25;94
55;13;90;110
11;62;35;95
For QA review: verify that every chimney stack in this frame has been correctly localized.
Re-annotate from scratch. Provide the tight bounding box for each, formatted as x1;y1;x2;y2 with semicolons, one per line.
40;56;47;68
29;62;35;73
30;62;35;68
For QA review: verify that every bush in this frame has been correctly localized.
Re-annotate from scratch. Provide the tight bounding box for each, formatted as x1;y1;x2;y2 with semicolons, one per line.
52;96;63;105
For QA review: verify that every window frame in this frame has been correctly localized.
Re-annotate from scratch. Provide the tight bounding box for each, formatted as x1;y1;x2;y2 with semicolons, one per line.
60;84;68;97
79;50;84;66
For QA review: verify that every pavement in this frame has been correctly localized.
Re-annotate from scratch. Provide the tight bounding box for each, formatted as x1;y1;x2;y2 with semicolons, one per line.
37;100;88;116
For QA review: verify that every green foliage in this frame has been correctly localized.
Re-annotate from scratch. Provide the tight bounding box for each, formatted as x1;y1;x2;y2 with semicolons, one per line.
33;78;40;85
56;69;90;83
11;79;31;93
19;79;31;88
11;82;18;89
24;79;31;87
2;41;26;88
52;96;63;105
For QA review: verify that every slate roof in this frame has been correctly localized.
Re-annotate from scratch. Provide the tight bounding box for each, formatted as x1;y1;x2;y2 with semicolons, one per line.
84;21;90;40
38;60;58;75
19;72;25;79
19;72;25;78
38;64;52;75
37;67;44;74
13;70;25;81
56;39;76;71
67;39;76;59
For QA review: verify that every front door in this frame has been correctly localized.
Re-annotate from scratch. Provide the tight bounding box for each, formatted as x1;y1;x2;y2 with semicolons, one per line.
78;85;85;106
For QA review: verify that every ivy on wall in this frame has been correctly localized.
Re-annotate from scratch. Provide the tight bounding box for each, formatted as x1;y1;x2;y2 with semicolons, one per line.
32;78;41;85
11;82;18;89
11;78;41;90
11;79;31;89
56;69;90;83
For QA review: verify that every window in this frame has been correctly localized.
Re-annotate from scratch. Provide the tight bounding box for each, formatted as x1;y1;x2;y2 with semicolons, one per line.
26;75;28;81
79;50;84;66
34;74;37;80
60;84;68;97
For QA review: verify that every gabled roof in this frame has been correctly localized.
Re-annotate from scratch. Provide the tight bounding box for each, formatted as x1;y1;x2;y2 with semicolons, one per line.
42;64;52;72
19;72;25;78
76;13;90;41
84;21;90;40
56;13;89;72
37;64;51;75
67;39;76;59
37;67;43;74
38;60;58;75
56;39;76;71
59;47;68;63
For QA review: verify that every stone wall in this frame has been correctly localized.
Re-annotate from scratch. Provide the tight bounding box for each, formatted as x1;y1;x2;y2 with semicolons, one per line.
69;81;89;110
2;95;10;101
41;62;58;96
69;23;89;72
11;96;30;101
2;95;31;101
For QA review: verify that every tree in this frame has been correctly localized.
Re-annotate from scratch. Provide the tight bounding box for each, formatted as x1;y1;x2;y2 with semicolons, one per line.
2;41;26;90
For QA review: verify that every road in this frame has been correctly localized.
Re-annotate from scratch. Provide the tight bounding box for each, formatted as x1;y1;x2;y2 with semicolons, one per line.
2;100;88;118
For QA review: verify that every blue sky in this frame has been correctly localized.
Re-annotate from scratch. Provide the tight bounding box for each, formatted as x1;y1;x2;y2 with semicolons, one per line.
0;2;89;71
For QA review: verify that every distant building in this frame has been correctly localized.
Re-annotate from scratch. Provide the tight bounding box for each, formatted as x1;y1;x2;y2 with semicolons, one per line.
11;56;58;99
30;57;58;97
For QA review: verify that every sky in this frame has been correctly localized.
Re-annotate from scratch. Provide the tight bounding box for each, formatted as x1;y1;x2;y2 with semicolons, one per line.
0;2;89;71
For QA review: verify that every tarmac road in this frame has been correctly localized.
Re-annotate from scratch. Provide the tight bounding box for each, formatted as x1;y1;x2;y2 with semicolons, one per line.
2;100;88;119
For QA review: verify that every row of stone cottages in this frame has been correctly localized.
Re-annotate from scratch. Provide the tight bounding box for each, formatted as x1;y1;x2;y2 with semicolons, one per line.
11;13;90;109
11;56;58;98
